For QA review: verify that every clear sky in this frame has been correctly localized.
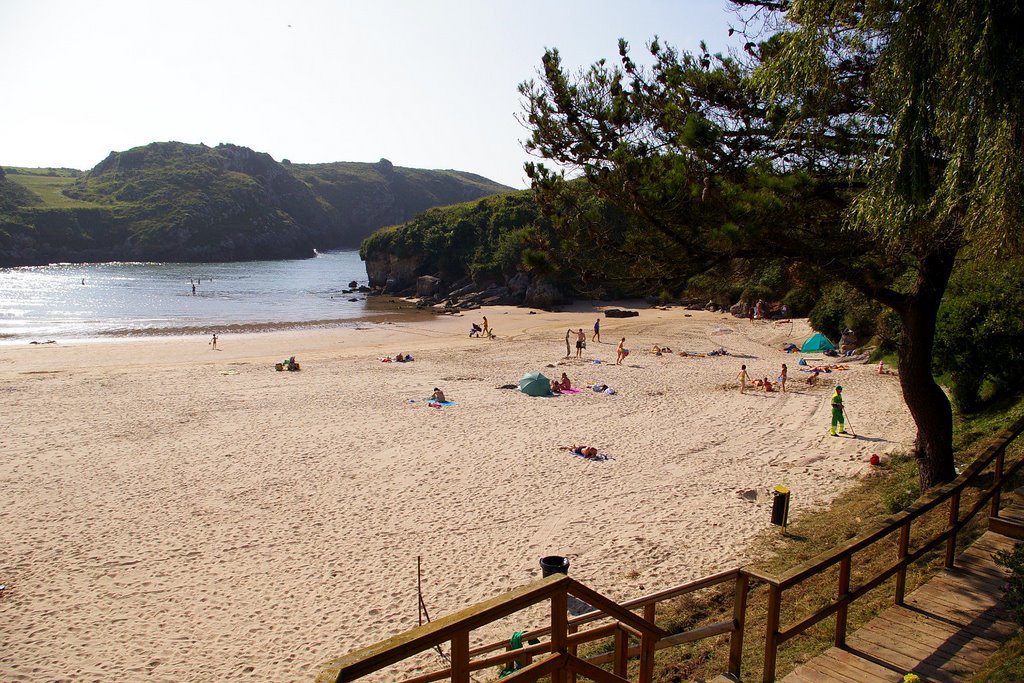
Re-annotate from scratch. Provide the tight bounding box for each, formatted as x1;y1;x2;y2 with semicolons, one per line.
1;1;741;189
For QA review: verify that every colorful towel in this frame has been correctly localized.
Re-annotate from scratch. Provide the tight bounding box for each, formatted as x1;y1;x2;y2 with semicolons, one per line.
560;388;582;394
426;400;458;407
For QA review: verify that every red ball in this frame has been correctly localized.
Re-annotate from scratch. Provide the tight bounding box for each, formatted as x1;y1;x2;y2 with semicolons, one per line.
869;454;880;466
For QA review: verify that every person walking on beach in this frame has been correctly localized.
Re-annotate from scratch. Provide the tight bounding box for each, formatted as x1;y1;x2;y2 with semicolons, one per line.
210;333;218;350
565;329;572;357
738;364;751;394
482;316;489;338
615;337;627;365
592;318;601;343
830;385;846;436
575;328;586;358
780;363;788;393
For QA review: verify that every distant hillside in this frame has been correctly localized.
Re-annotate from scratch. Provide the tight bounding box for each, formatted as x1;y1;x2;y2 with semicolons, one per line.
0;142;512;266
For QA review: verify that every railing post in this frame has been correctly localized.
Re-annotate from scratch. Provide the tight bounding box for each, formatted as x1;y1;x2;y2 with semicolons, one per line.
613;626;628;678
991;446;1006;519
551;589;568;683
638;633;656;683
451;630;469;683
762;584;782;683
835;556;851;648
894;520;911;605
567;623;578;683
945;490;962;568
729;572;749;678
643;602;656;624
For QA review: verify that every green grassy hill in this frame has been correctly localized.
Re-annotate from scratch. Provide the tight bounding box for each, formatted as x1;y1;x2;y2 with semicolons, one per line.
0;143;512;266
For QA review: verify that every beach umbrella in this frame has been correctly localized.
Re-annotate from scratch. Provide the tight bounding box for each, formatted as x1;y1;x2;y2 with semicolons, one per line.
518;371;552;396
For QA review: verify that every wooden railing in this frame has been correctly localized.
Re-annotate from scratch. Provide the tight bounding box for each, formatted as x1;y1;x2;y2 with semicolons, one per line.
747;415;1024;682
318;570;747;683
319;417;1024;683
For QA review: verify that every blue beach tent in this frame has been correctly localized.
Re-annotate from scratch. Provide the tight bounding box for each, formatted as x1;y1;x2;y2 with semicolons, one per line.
800;332;836;353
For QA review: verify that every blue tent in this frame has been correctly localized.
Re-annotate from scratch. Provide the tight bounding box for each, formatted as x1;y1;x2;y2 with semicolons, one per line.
800;332;836;353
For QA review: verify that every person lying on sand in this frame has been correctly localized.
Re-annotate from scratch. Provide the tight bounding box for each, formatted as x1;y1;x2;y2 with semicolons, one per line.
560;445;599;458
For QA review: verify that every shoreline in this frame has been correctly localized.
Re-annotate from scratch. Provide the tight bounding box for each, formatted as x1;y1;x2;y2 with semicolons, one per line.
0;304;915;681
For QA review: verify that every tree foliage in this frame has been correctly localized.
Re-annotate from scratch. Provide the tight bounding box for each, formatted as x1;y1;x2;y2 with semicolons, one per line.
520;1;1024;488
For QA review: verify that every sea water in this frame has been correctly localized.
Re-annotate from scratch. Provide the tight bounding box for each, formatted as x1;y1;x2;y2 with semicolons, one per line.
0;250;375;343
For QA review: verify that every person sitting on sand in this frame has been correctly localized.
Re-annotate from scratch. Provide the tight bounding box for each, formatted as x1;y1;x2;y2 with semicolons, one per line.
878;360;896;375
763;377;774;392
551;379;562;393
559;372;571;391
431;387;446;402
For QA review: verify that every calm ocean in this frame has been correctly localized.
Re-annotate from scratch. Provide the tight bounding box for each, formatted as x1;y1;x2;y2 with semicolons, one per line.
0;250;378;343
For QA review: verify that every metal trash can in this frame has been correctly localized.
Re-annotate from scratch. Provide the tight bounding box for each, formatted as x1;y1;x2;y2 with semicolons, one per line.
539;555;570;577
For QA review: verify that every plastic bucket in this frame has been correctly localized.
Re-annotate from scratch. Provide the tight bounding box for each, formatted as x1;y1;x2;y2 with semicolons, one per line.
539;555;570;577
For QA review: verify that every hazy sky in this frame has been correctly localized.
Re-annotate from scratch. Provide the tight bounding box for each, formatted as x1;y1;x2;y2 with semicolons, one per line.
1;1;741;189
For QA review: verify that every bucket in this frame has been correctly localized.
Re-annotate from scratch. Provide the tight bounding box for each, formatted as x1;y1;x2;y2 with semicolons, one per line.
539;555;570;577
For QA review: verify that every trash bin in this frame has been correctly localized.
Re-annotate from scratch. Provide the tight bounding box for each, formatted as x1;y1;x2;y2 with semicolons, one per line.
540;555;570;577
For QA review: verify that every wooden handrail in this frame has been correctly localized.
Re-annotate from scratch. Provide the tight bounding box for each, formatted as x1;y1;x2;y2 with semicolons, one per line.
757;415;1024;681
323;575;567;681
466;567;741;659
319;569;747;683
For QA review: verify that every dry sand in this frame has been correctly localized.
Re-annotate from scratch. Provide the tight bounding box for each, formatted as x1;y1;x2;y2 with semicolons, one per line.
0;304;914;681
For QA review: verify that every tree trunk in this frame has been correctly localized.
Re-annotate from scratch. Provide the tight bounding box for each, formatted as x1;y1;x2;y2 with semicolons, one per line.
896;246;958;490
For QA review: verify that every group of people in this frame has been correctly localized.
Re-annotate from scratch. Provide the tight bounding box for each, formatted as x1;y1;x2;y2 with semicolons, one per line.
550;372;572;393
737;363;788;394
562;319;631;365
564;319;603;358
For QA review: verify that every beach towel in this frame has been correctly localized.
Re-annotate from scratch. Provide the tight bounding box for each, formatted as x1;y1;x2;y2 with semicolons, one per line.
426;399;458;407
560;388;582;394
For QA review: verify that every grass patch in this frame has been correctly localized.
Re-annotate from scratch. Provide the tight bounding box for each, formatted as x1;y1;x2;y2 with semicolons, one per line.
971;631;1024;682
6;173;101;208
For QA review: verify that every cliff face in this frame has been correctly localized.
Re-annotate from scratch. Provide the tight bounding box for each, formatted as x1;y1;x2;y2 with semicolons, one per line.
0;143;512;266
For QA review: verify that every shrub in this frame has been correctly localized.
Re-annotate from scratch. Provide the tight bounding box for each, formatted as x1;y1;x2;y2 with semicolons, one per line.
935;258;1024;413
995;543;1024;626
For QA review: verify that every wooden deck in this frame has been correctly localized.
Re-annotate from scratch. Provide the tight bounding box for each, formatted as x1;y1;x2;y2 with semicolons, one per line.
782;530;1020;682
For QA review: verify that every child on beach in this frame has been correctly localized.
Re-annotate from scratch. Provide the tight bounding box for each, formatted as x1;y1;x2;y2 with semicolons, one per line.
738;364;751;393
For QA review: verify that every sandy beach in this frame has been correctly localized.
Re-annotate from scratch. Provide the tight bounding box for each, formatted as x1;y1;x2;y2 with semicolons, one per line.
0;304;915;681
